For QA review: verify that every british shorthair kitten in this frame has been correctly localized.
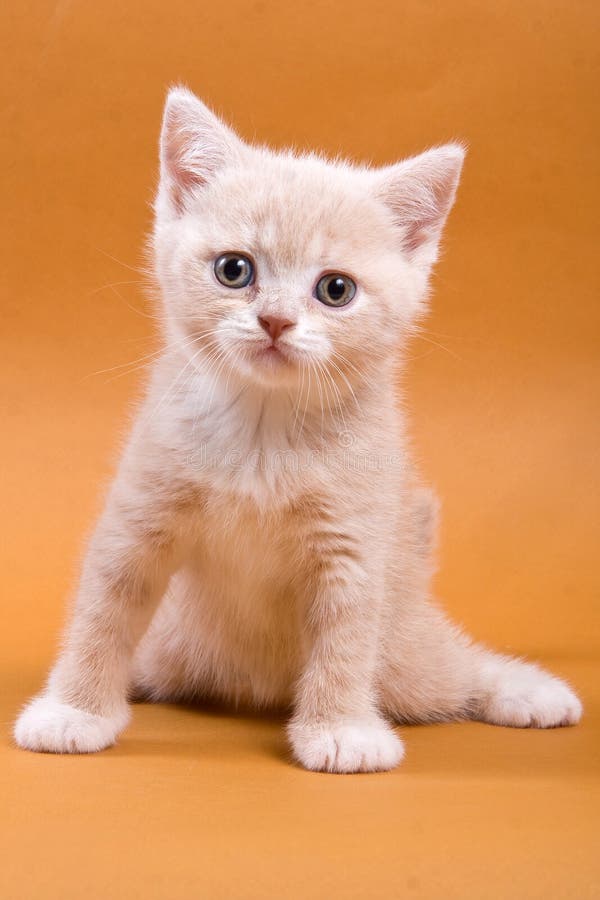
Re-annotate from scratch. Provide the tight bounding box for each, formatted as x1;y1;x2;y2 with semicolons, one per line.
14;87;581;772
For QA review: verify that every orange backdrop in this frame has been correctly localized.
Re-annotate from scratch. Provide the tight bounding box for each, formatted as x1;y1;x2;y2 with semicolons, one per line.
1;2;598;898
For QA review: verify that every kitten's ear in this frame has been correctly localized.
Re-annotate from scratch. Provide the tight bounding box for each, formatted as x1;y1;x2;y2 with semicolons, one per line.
159;86;242;213
375;144;465;267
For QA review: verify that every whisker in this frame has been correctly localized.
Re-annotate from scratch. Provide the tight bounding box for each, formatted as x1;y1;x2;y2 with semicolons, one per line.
312;358;326;444
323;363;350;436
412;331;462;361
87;346;165;380
189;339;240;440
95;247;150;278
328;357;361;414
292;359;306;437
86;328;221;382
142;338;217;424
297;361;312;437
90;280;146;296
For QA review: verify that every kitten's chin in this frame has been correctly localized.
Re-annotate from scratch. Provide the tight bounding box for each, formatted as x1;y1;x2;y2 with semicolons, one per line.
240;342;300;386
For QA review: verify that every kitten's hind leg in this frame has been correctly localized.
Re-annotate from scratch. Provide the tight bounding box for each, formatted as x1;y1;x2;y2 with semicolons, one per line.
378;603;482;724
471;651;582;728
378;602;582;728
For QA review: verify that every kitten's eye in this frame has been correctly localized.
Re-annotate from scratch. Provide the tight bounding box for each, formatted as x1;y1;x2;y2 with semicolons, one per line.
315;273;356;308
214;253;254;289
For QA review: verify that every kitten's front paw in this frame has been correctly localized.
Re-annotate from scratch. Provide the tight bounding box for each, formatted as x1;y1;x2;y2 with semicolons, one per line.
479;660;582;728
288;716;404;773
14;695;130;753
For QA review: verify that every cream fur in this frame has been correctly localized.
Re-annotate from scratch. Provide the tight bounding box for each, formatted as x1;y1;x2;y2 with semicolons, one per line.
14;88;582;771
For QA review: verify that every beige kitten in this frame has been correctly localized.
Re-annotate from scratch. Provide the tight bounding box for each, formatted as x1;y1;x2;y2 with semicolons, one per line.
14;87;582;772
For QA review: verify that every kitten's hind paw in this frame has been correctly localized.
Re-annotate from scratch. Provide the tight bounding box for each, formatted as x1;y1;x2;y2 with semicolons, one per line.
14;695;130;753
288;715;405;773
476;657;582;728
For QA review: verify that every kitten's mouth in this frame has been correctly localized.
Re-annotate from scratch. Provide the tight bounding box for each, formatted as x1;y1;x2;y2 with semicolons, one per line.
253;341;292;365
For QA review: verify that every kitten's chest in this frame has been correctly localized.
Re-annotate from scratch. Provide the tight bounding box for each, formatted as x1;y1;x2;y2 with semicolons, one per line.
181;394;335;506
186;493;302;681
193;491;296;594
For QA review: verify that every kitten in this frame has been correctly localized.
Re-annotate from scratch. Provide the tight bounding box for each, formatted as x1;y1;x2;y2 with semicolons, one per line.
14;87;582;772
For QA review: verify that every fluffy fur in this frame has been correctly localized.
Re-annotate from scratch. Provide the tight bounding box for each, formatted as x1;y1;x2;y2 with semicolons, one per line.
14;88;582;772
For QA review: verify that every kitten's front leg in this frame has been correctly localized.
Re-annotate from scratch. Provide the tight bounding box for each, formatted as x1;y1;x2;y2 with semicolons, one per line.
288;548;403;774
14;469;189;753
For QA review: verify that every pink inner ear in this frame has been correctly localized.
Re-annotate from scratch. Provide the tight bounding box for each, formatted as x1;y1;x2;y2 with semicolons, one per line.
404;221;432;254
164;134;202;190
400;174;459;253
161;110;207;212
159;89;239;213
380;146;464;257
402;187;450;253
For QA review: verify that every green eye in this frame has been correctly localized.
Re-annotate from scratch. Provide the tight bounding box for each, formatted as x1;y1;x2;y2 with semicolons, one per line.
214;253;254;288
315;273;356;308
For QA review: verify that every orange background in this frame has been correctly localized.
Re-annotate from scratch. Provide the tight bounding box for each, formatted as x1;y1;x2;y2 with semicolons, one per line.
1;2;598;898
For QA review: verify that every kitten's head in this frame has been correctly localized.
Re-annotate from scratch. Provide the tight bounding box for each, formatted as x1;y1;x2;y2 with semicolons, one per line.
153;87;463;392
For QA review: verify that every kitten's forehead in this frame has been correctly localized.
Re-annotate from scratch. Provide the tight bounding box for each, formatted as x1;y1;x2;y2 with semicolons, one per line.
201;152;389;274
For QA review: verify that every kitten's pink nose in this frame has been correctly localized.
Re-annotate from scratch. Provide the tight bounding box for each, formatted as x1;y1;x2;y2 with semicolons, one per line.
257;314;295;342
